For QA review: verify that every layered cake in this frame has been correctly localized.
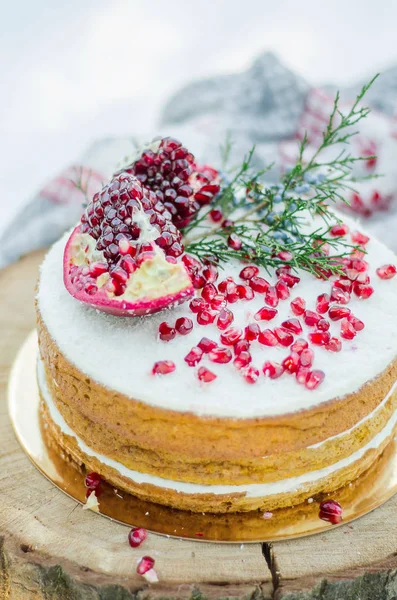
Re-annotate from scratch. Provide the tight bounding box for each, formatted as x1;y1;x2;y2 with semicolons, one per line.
36;136;397;513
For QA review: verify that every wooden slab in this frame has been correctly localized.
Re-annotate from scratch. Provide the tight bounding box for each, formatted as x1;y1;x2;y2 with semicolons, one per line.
1;250;397;599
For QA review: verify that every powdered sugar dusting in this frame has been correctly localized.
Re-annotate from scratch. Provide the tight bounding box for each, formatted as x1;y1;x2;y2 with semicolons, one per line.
37;215;397;419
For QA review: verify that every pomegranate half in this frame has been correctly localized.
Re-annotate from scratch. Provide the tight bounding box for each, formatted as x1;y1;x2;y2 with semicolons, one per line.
63;173;194;316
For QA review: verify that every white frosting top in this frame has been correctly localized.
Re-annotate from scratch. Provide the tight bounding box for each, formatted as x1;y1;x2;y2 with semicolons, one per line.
37;218;397;419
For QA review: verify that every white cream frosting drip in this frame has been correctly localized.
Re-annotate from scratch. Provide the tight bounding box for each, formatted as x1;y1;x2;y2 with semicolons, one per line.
38;361;397;498
37;213;397;419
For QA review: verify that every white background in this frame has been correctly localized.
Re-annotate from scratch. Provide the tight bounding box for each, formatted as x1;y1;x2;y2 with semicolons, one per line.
2;0;397;229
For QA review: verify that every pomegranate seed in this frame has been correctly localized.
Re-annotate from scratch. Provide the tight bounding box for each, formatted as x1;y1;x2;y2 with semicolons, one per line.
331;287;350;304
234;352;252;369
355;272;370;284
265;286;279;307
319;499;343;524
330;223;349;236
210;208;223;222
275;280;290;300
304;310;321;327
333;279;352;293
228;233;242;250
351;249;366;261
211;294;227;310
197;366;217;382
197;308;217;325
159;322;176;341
198;337;217;353
192;273;206;289
182;254;202;274
220;327;243;346
305;369;325;390
351;231;370;245
201;283;217;301
240;265;259;280
237;284;255;300
189;297;207;313
209;347;232;364
281;318;303;334
258;329;278;346
341;318;356;340
263;361;284;379
348;314;365;331
234;339;250;355
249;276;269;293
243;365;260;384
152;360;176;375
222;218;234;229
290;297;306;315
217;308;234;330
317;319;330;331
85;472;101;491
175;317;193;335
276;265;291;276
202;264;218;283
278;250;293;261
254;307;278;322
328;305;351;321
308;331;331;345
353;283;374;299
291;338;309;354
245;323;260;341
279;272;300;287
274;327;294;347
137;556;155;575
377;264;397;280
296;366;310;385
351;259;368;273
325;337;342;352
128;527;147;548
300;348;314;367
90;262;108;277
282;352;300;374
316;293;330;314
184;347;203;366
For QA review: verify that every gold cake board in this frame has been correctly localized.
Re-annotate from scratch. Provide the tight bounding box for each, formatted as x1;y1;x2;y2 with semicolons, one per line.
8;329;397;543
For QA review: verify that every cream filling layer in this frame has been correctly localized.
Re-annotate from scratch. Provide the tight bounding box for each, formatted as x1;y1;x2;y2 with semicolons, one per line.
38;361;397;498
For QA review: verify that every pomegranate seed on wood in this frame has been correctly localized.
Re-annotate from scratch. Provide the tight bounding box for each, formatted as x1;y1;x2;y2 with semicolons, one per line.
234;339;250;355
328;306;351;321
240;265;259;280
128;527;147;548
220;327;243;346
254;307;278;322
152;360;176;375
325;337;342;352
234;351;252;369
197;366;217;382
217;308;234;330
198;337;217;353
305;369;325;390
282;352;300;374
175;317;193;335
308;331;331;345
341;319;356;340
377;264;397;280
137;556;155;575
243;365;260;384
249;276;269;293
290;297;306;315
319;499;343;524
245;323;260;341
316;293;330;314
276;280;290;300
184;347;203;366
189;297;207;313
263;361;284;379
197;308;217;325
291;338;308;354
208;347;233;364
274;328;294;347
258;329;278;346
281;318;302;334
330;223;349;236
353;283;374;299
158;322;177;341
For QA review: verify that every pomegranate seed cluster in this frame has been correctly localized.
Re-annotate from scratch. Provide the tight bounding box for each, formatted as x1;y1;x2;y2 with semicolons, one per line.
119;137;220;229
152;224;397;391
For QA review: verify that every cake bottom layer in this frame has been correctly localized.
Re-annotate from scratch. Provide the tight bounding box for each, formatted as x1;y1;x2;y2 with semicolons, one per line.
39;370;397;513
